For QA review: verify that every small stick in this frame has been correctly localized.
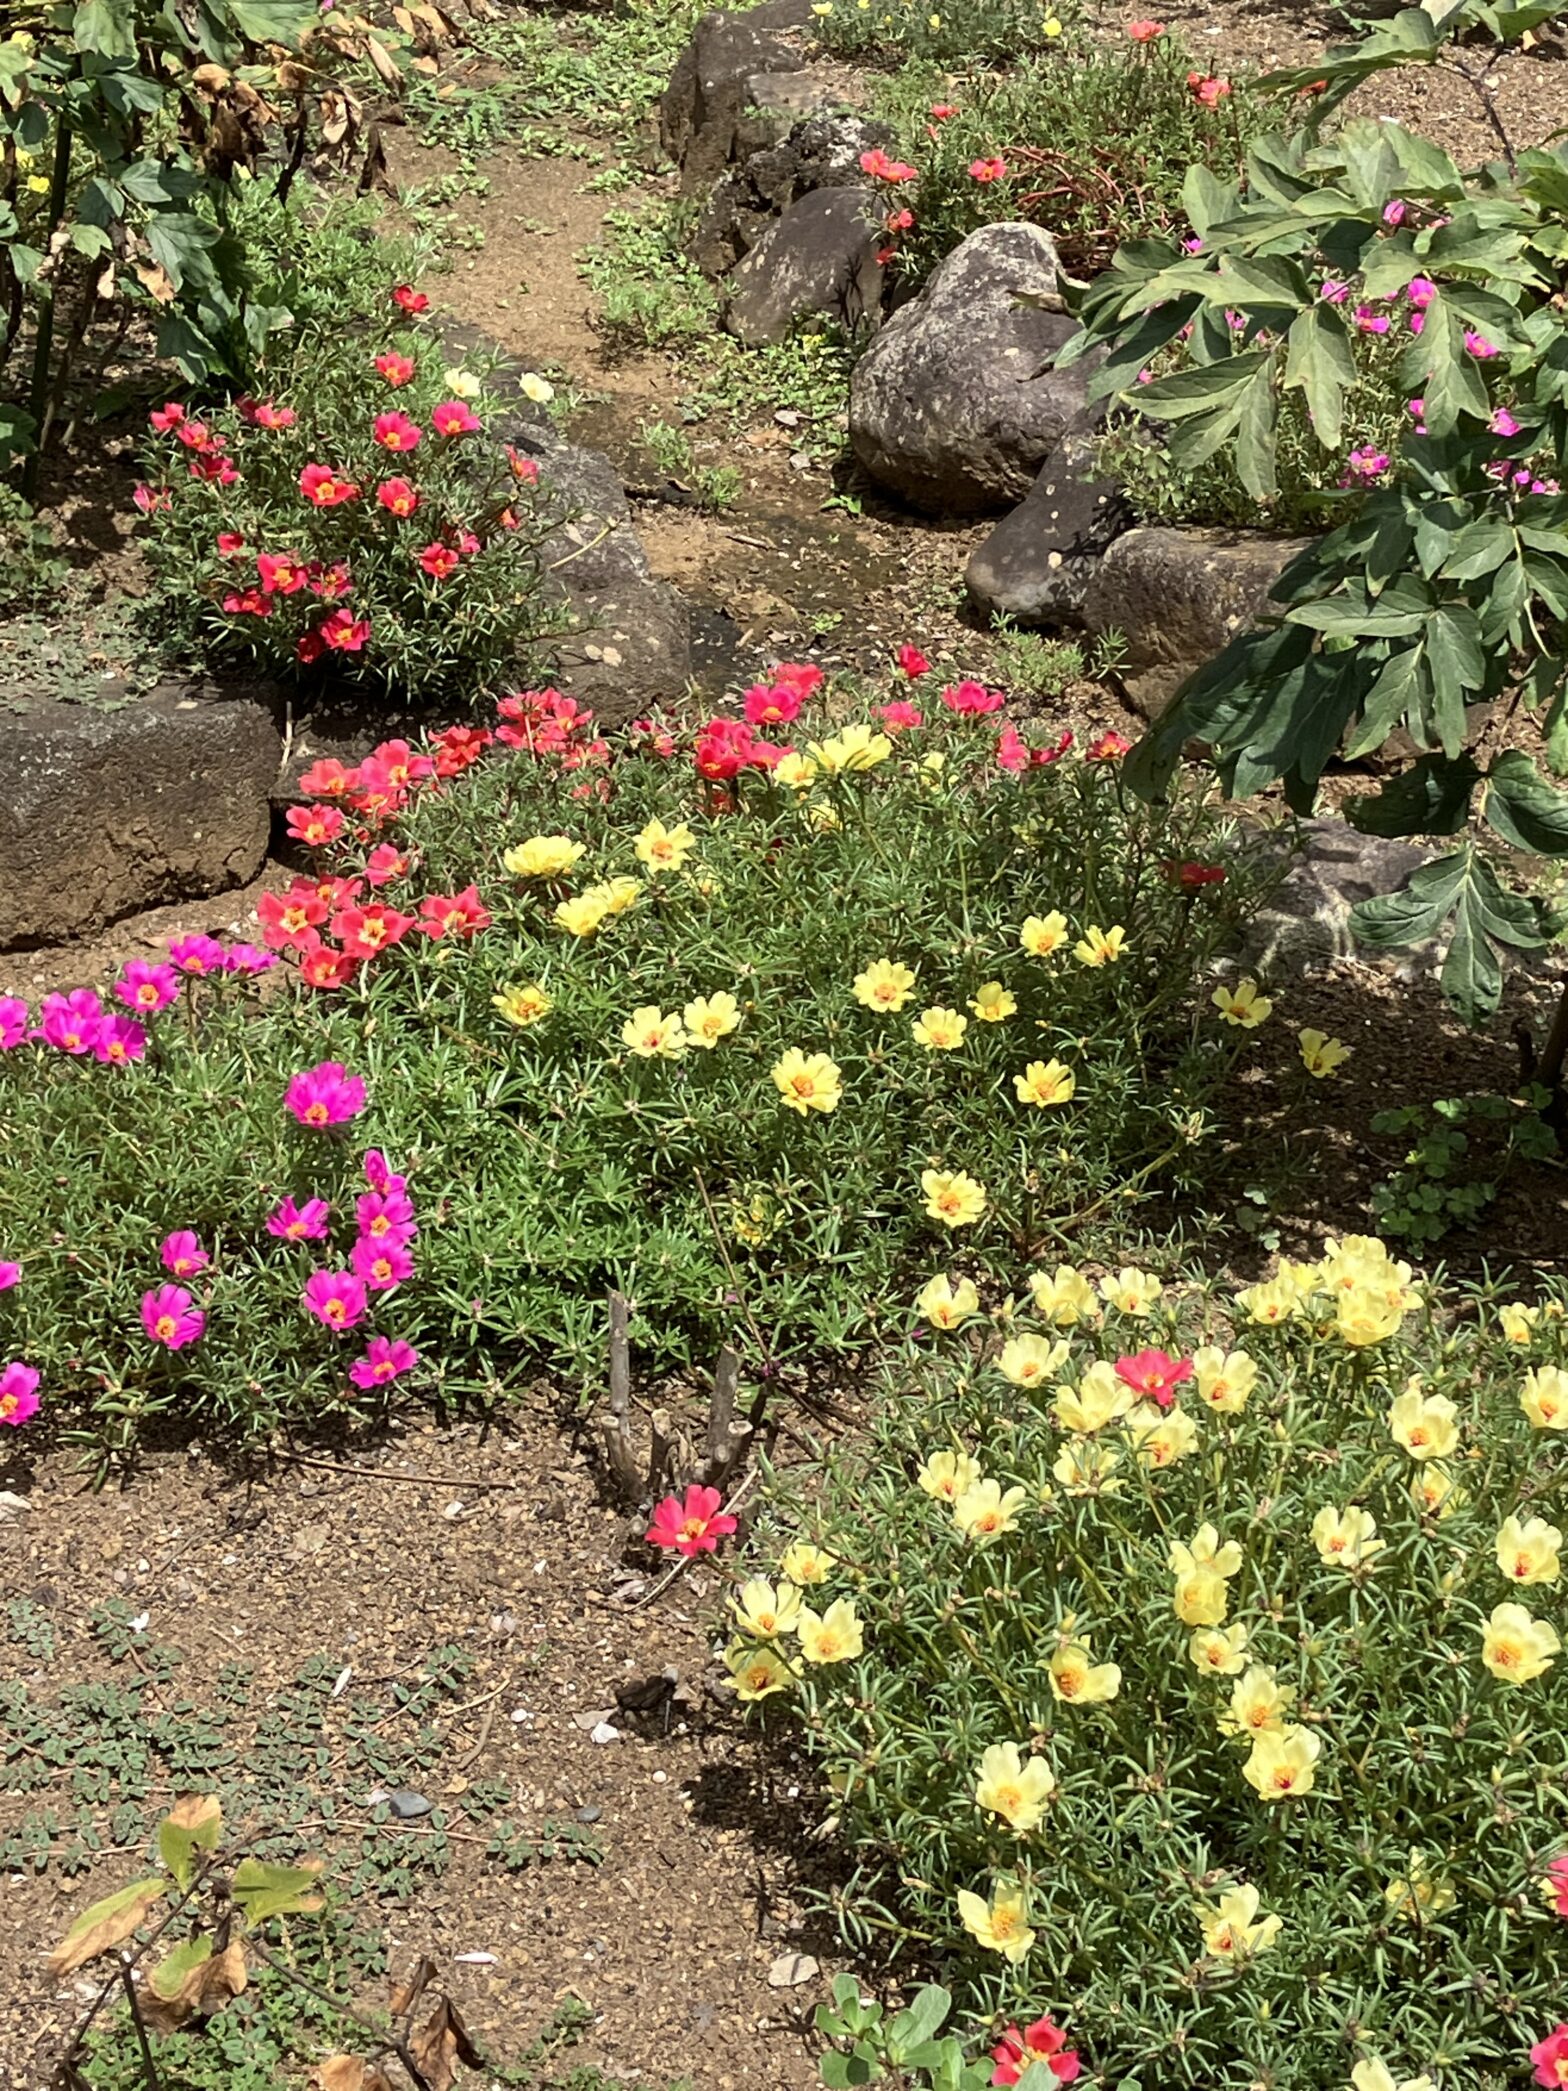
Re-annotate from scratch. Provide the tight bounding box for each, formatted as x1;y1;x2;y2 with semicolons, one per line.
117;1958;162;2091
704;1344;740;1473
272;1450;524;1491
600;1291;642;1498
646;1409;673;1500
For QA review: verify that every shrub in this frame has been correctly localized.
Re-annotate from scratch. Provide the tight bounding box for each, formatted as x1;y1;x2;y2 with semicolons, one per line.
136;296;565;701
813;0;1077;73
0;670;1258;1456
750;1240;1568;2087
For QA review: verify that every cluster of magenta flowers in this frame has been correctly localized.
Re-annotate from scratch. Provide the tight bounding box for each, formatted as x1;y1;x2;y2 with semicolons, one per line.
0;1257;37;1430
135;1061;418;1396
4;936;278;1071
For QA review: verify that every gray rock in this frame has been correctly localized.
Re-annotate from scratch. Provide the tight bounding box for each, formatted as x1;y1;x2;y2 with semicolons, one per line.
0;688;280;949
1082;525;1308;717
721;185;882;347
691;109;891;278
660;0;816;193
966;428;1131;625
847;222;1093;516
1241;816;1438;980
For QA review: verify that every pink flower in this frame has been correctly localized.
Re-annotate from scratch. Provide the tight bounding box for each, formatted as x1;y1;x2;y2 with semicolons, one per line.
142;1284;205;1351
431;400;482;436
267;1195;333;1241
1532;2026;1568;2089
968;156;1008;184
115;960;180;1015
1187;71;1230;105
646;1483;739;1557
373;410;422;453
1340;447;1391;486
253;400;296;431
257;551;308;596
217;531;246;556
1181;237;1204;254
1382;198;1407;227
1465;328;1499;358
349;1336;420;1389
392;284;430;314
896;643;931;678
940;679;1005;715
1114;1348;1193;1409
1492;407;1522;436
418;542;461;580
161;1230;209;1278
224;943;278;976
1127;18;1164;38
1545;1854;1568;1919
878;700;923;733
1318;280;1349;304
0;998;27;1049
35;989;103;1055
150;402;186;432
169;933;227;976
0;1264;18;1290
133;484;171;514
303;1270;370;1332
352;1236;415;1289
1087;729;1132;761
366;843;413;888
285;1060;367;1130
1407;276;1437;310
1353;303;1389;335
356;1190;417;1245
991;2017;1080;2086
364;1149;407;1196
996;724;1031;774
743;682;803;727
93;1015;147;1067
0;1361;40;1427
859;148;918;183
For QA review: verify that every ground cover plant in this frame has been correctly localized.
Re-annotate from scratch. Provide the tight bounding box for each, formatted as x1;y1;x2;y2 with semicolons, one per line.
747;1241;1568;2088
0;667;1263;1459
811;0;1077;69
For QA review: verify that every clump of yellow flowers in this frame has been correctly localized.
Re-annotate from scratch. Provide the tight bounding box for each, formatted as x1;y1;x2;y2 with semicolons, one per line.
743;1241;1568;2085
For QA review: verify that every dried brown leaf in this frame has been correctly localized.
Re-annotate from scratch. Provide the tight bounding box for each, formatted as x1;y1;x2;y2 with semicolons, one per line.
140;1938;248;2036
410;1996;483;2091
134;260;176;304
363;35;402;88
165;1795;222;1837
310;2059;396;2091
47;1880;166;1978
388;1955;438;2019
191;63;231;93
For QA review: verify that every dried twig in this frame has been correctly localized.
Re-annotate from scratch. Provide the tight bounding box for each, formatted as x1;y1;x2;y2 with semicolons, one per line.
599;1290;642;1498
271;1449;525;1490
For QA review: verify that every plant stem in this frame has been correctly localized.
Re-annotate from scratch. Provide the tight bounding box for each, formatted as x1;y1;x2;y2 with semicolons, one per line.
117;1957;163;2091
20;109;72;500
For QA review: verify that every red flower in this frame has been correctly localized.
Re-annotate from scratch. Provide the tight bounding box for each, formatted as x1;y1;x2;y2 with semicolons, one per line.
896;643;931;679
1086;729;1131;760
859;147;918;183
365;843;414;887
286;803;347;848
257;551;308;596
1127;17;1164;38
392;284;430;314
298;758;361;799
631;717;678;758
429;723;492;776
694;718;757;781
431;400;482;437
885;206;914;233
223;587;272;617
1162;858;1227;892
258;884;329;949
1036;727;1074;765
991;2017;1080;2087
418;886;491;939
969;156;1008;184
374;410;422;453
216;531;246;556
929;101;958;118
1188;70;1232;104
310;563;353;602
941;679;1005;715
645;1483;738;1557
878;700;923;733
743;682;803;727
1532;2026;1568;2089
376;351;416;385
177;419;215;450
149;402;185;432
996;724;1031;774
299;463;360;507
1113;1349;1193;1409
773;661;825;700
318;609;372;652
132;484;171;514
189;453;238;485
377;477;420;519
295;933;359;990
418;542;461;580
331;901;417;960
253;400;296;430
506;445;542;486
364;738;434;791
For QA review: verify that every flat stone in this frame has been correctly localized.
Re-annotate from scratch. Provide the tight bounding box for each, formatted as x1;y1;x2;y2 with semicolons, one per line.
1240;816;1438;979
966;428;1131;626
0;687;280;949
387;1789;433;1820
1082;525;1308;717
721;185;882;347
691;109;889;277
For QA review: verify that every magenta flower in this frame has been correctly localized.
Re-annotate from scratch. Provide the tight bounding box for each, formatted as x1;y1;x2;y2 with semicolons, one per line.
303;1269;370;1332
266;1195;332;1241
285;1061;367;1129
349;1336;420;1389
1382;198;1407;227
224;943;279;975
0;1361;40;1427
168;933;227;976
938;680;1005;716
1465;329;1499;358
1319;279;1350;304
161;1230;209;1278
363;1149;407;1195
352;1236;415;1289
1181;236;1204;254
0;1263;19;1290
1407;276;1436;310
0;998;26;1050
35;989;103;1055
1492;407;1522;437
114;960;180;1016
92;1015;146;1067
142;1284;205;1351
1353;303;1390;335
355;1190;417;1245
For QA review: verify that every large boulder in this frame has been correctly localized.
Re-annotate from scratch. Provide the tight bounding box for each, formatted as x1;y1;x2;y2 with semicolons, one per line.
965;429;1131;626
0;688;280;948
1240;817;1438;980
660;0;818;193
691;109;891;278
847;223;1093;516
721;185;882;346
1082;525;1308;717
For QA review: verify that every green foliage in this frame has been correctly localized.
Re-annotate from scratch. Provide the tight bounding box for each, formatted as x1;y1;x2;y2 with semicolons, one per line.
814;0;1079;71
0;484;66;607
755;1243;1568;2086
1369;1088;1555;1242
639;418;741;512
815;1977;999;2088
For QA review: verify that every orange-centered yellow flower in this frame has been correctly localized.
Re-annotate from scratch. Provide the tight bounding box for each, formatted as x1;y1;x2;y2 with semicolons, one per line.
634;817;696;872
621;1006;688;1058
1480;1601;1560;1683
1019;911;1068;958
772;1048;842;1115
912;1006;968;1051
973;1742;1055;1831
921;1168;987;1229
853;957;917;1012
682;991;742;1047
969;981;1016;1022
1014;1058;1075;1108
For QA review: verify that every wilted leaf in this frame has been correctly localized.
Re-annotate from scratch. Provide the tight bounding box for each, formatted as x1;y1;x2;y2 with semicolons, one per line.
231;1856;324;1924
411;1996;484;2091
140;1937;247;2035
159;1796;223;1890
48;1879;167;1977
363;34;403;87
389;1955;438;2018
191;63;231;92
311;2062;395;2091
134;260;176;304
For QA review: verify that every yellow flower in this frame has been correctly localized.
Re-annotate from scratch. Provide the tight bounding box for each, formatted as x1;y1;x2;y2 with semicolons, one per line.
997;1332;1068;1388
1014;1058;1076;1108
732;1579;802;1637
1222;1664;1294;1738
1320;1233;1410;1299
779;1541;836;1585
969;981;1016;1022
1048;1638;1120;1704
1019;911;1069;958
809;722;892;773
1387;1382;1459;1461
1311;1504;1384;1568
1172;1523;1243;1578
1127;1401;1199;1468
1242;1724;1321;1800
1029;1265;1099;1325
797;1597;864;1664
912;1005;968;1051
1042;12;1062;30
554;893;609;937
1352;2062;1437;2091
621;1006;688;1059
955;1882;1034;1963
772;1048;843;1115
853;957;917;1012
1052;1360;1132;1434
973;1742;1055;1831
775;750;818;790
921;1168;987;1228
1481;1601;1559;1683
1236;1276;1303;1325
1197;1883;1281;1961
503;834;586;879
1496;1515;1562;1587
25;173;50;194
444;366;483;398
1412;1463;1462;1518
1212;978;1273;1028
519;371;554;405
917;1448;982;1502
726;1642;795;1700
1500;1302;1541;1343
492;982;551;1029
634;817;697;873
1335;1286;1406;1347
1192;1345;1256;1415
1188;1623;1251;1675
1298;1027;1351;1077
1099;1267;1161;1316
1384;1850;1456;1923
918;1273;980;1330
1171;1564;1229;1627
1522;1363;1568;1430
1074;923;1127;967
594;875;642;916
1051;1439;1121;1494
954;1478;1027;1542
682;991;742;1047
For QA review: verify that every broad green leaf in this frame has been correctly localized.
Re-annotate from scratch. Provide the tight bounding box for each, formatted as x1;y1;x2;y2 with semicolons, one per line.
1234;365;1278;499
150;1937;212;2001
1425;603;1486;754
1346;644;1426;757
1352;845;1552;1021
1439;517;1515;582
1286;586;1429;638
1182;164;1237;241
1347;751;1480;836
230;1856;324;1925
887;1987;950;2054
1135;351;1271;420
1484;750;1568;855
74;0;135;58
1282;304;1356;451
